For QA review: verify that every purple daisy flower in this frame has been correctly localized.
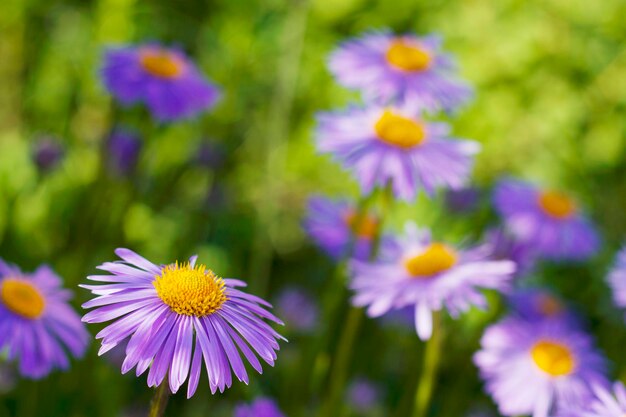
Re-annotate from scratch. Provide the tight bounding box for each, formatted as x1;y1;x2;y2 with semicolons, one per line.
474;317;607;417
493;179;600;261
81;249;285;398
107;129;142;176
101;44;220;122
0;260;89;379
303;196;383;260
275;287;318;333
347;377;382;413
563;381;626;417
606;246;626;315
508;288;579;326
316;104;479;201
234;397;286;417
350;223;515;340
483;228;537;278
329;30;472;111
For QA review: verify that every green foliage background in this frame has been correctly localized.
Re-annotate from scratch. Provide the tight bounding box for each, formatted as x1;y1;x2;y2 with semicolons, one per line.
1;0;626;416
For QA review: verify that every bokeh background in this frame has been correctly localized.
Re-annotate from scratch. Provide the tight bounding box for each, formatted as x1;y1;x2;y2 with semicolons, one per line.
1;0;626;416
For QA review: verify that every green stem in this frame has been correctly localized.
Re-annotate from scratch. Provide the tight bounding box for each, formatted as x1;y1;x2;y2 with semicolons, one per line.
412;313;443;417
147;381;170;417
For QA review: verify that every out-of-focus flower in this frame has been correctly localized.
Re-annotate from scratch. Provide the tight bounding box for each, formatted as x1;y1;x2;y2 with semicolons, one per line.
445;187;481;213
493;179;600;261
195;140;226;170
107;129;142;176
101;44;220;122
329;30;472;111
234;397;286;417
303;196;383;261
0;260;89;378
351;222;515;340
32;137;64;172
275;287;318;333
484;228;537;278
560;381;626;417
606;246;626;316
474;317;607;417
347;377;382;413
316;104;479;201
0;362;17;393
508;288;577;325
82;249;284;398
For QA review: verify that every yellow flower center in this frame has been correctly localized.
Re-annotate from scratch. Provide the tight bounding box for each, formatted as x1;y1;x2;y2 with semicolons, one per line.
386;39;432;72
344;211;379;239
538;191;576;219
375;110;426;149
531;340;575;377
154;262;227;317
538;294;562;316
0;278;46;319
140;49;183;79
405;243;458;278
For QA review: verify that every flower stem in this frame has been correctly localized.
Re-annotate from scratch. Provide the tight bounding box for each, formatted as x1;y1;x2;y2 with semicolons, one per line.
412;312;443;417
148;381;170;417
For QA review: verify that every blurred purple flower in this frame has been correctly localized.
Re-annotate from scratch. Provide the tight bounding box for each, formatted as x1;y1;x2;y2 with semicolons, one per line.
493;179;600;261
474;316;607;417
329;30;472;111
234;397;286;417
275;287;318;333
107;129;142;176
32;137;64;172
508;288;580;327
606;246;626;316
484;228;537;278
316;103;479;201
81;249;284;398
558;381;626;417
347;377;382;412
195;140;226;170
351;222;515;340
0;259;89;379
445;187;481;213
303;196;382;261
101;44;220;122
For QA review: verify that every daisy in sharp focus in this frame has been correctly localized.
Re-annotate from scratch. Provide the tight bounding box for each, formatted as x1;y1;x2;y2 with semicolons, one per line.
101;44;220;122
474;317;607;417
316;104;479;201
329;30;472;111
304;196;383;260
350;223;515;340
81;249;285;398
493;179;600;261
0;259;89;379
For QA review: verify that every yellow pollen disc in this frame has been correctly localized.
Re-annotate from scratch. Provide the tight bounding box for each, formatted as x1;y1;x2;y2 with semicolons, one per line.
344;211;379;239
531;340;575;377
538;295;562;316
405;243;458;278
154;262;227;317
0;278;45;319
386;39;432;72
140;50;183;79
538;191;576;219
375;110;426;149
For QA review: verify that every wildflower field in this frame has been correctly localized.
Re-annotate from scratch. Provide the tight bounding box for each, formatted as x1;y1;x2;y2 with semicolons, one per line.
1;0;626;416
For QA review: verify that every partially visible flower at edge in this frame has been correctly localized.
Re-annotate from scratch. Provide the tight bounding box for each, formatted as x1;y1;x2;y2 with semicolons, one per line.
274;287;319;333
234;397;286;417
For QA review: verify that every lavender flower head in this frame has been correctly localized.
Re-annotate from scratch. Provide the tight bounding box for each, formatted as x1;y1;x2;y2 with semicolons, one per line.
484;228;537;278
347;377;382;413
474;317;607;417
275;287;318;333
351;222;515;340
32;137;64;172
304;196;382;261
508;288;579;327
101;44;220;122
329;30;472;111
606;246;626;316
493;179;600;261
107;129;142;176
0;259;89;378
81;249;285;398
234;397;286;417
316;103;479;201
